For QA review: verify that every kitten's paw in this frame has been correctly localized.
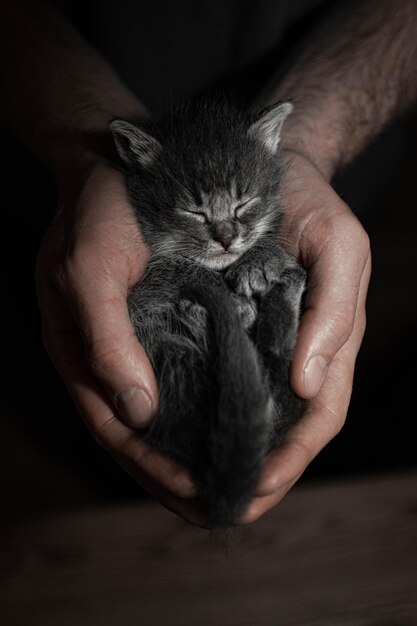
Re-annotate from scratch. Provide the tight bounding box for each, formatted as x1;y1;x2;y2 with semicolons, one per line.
232;294;257;329
179;299;207;323
280;265;307;310
226;257;283;299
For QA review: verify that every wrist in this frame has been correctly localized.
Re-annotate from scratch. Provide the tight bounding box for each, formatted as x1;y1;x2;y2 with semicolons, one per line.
277;94;352;182
279;129;338;183
260;89;344;181
279;88;379;182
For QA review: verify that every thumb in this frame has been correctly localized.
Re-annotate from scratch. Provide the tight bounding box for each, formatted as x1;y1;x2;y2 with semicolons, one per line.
291;210;371;399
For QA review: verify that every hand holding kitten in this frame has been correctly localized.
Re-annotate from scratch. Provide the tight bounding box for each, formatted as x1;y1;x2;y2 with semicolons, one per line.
35;159;203;522
240;150;370;522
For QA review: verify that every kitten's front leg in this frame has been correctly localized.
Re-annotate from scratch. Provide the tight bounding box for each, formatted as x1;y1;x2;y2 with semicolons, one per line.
231;293;258;329
225;241;298;300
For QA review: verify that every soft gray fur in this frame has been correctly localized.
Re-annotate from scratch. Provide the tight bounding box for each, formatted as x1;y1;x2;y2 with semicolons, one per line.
110;96;306;527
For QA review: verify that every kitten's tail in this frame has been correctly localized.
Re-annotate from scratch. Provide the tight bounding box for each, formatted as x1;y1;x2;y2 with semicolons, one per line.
181;282;272;528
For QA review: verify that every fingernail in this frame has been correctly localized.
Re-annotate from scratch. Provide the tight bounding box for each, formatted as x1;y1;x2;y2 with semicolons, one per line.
116;387;153;428
304;356;328;398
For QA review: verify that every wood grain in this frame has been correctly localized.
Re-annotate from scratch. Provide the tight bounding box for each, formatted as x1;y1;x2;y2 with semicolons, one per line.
1;471;417;625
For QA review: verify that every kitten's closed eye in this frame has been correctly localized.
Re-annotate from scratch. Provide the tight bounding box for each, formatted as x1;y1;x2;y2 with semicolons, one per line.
234;198;259;218
179;199;259;225
179;209;208;224
190;212;208;224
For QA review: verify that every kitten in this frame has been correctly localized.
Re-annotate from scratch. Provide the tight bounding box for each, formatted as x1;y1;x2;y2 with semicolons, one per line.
110;96;306;527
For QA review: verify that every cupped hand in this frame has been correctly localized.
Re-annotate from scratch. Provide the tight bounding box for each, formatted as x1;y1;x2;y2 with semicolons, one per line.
36;159;202;523
239;150;371;523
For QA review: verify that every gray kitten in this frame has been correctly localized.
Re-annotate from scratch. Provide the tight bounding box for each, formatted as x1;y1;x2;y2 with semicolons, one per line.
110;96;306;527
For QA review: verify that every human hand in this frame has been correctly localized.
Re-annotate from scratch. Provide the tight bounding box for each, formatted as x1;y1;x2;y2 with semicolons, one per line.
36;159;202;521
239;150;371;523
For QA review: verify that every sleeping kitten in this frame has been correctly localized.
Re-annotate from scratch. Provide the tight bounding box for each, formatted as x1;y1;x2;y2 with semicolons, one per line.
110;96;306;527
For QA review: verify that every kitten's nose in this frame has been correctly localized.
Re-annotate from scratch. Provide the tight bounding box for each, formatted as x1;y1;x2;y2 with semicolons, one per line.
212;221;236;250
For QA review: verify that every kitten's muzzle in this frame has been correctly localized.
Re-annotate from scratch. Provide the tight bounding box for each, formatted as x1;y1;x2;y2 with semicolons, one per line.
212;221;237;250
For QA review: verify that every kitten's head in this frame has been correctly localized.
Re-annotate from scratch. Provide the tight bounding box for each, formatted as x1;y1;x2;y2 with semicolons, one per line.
110;99;292;270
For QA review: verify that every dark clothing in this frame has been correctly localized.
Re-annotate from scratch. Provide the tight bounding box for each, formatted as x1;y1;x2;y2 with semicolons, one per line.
63;0;330;108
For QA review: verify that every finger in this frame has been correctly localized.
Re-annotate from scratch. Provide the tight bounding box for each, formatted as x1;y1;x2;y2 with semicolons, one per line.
116;450;207;527
237;475;301;524
49;235;158;428
249;366;348;504
291;208;370;399
39;282;196;499
254;254;370;501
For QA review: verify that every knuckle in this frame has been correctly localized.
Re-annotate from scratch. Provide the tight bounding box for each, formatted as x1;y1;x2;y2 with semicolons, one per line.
326;306;356;347
330;410;347;439
290;437;314;467
91;414;118;452
64;248;90;285
240;506;263;525
86;337;127;378
129;442;149;470
344;217;371;263
333;413;347;436
306;206;369;258
319;400;349;438
57;238;100;289
283;436;315;471
51;259;80;297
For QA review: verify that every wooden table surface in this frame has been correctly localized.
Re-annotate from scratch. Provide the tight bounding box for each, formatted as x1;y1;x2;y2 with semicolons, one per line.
1;470;417;626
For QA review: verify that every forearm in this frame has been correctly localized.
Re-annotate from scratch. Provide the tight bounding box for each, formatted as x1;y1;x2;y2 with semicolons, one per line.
0;1;145;170
264;0;417;180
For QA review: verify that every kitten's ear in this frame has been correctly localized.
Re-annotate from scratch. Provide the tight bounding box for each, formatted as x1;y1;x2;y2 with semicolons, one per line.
248;101;293;153
110;119;161;167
